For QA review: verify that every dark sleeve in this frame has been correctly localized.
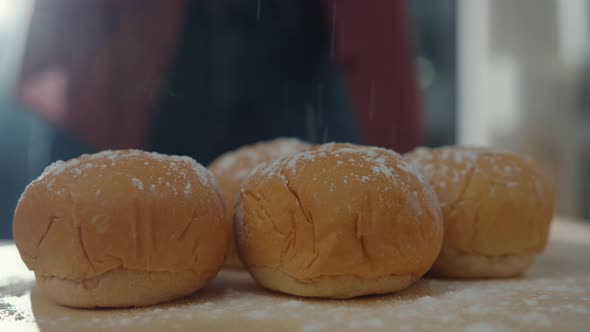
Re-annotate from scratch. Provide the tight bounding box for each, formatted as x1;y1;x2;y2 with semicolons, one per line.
322;0;424;152
18;0;185;150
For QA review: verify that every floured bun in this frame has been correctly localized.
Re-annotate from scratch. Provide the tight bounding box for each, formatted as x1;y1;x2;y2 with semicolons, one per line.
235;143;444;298
209;138;310;268
405;146;555;278
13;150;229;308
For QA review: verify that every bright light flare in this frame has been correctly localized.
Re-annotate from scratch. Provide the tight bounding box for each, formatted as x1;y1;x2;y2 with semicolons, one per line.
0;0;17;30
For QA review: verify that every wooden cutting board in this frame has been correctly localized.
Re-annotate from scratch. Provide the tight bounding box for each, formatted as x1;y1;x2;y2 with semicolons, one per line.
1;217;589;332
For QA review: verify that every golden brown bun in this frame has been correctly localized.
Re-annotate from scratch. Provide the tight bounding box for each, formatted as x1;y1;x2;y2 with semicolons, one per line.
35;269;209;308
13;150;229;307
236;144;444;298
430;253;534;279
249;267;414;299
209;138;310;268
404;146;555;278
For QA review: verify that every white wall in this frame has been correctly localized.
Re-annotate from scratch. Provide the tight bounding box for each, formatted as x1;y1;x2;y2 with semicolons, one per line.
0;0;34;100
458;0;590;218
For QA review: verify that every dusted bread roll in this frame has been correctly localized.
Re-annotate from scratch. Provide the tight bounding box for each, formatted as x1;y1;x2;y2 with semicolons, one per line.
13;150;228;308
405;146;555;278
209;138;309;268
235;144;444;298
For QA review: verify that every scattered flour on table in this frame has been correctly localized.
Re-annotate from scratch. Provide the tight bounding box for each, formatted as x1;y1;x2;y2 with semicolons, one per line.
465;305;495;315
6;263;589;330
349;318;385;329
302;322;326;332
399;323;415;332
280;300;302;308
244;310;270;319
461;322;507;332
520;312;551;327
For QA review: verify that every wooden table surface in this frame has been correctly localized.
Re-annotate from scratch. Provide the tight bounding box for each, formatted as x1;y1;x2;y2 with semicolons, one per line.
1;218;589;332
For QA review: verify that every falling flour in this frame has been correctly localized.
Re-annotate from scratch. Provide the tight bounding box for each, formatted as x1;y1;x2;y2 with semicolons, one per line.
211;138;308;181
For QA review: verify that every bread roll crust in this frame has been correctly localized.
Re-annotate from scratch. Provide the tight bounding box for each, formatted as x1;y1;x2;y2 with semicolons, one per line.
236;144;444;298
35;269;211;308
13;150;228;307
429;253;535;279
249;267;415;299
405;146;555;277
209;138;309;268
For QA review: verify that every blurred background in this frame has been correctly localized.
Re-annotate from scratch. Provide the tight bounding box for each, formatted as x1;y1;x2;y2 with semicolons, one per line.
0;0;588;239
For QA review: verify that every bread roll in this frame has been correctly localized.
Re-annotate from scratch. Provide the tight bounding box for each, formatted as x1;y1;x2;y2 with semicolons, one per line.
235;144;444;298
404;146;555;278
209;138;309;268
13;150;228;308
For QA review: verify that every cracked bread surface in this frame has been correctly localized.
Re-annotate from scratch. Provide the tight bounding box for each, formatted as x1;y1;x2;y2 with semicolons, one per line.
235;143;444;298
13;150;229;307
209;138;310;268
405;146;555;278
